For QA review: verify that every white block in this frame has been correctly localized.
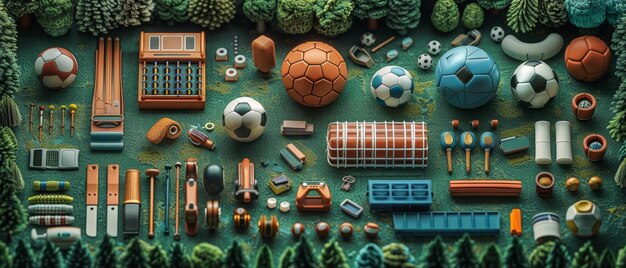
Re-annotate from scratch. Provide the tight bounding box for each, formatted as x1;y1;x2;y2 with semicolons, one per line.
535;121;551;164
555;121;572;164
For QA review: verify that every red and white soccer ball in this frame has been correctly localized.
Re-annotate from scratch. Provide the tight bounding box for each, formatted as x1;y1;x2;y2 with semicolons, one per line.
34;47;78;89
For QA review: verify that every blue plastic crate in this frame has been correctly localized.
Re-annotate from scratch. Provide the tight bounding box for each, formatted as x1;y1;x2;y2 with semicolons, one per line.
392;211;501;236
368;180;432;212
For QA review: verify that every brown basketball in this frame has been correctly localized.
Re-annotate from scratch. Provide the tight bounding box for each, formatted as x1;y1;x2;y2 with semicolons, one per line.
564;36;611;82
281;42;348;107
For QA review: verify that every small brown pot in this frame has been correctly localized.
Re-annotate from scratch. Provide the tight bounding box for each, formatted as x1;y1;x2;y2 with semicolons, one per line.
535;172;555;197
572;93;597;120
583;134;607;161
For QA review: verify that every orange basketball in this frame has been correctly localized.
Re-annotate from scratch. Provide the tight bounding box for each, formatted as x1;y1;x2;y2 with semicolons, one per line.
564;36;611;82
281;42;348;107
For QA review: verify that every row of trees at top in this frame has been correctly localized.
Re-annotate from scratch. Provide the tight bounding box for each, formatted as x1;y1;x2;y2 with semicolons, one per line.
609;12;626;189
4;234;626;268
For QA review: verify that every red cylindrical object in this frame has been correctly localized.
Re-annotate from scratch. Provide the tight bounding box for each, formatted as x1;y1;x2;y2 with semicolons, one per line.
572;93;597;120
583;134;607;161
326;121;428;168
535;172;555;197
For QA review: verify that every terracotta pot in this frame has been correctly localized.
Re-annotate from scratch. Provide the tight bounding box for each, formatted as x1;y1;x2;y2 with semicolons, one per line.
535;172;555;197
572;93;597;120
583;134;607;161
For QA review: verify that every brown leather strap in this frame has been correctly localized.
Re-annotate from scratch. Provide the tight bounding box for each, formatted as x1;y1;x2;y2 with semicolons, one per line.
86;164;99;205
107;164;119;205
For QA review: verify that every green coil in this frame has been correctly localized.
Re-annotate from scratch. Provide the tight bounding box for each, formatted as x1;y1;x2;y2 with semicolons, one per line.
28;194;74;204
33;181;71;191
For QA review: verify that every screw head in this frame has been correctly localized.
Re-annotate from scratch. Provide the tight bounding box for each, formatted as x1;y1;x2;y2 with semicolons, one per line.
145;168;160;177
165;164;172;170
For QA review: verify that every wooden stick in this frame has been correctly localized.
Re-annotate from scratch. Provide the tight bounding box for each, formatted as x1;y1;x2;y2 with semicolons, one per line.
174;162;181;240
447;149;453;174
465;149;471;174
485;149;490;174
371;36;396;53
29;103;34;132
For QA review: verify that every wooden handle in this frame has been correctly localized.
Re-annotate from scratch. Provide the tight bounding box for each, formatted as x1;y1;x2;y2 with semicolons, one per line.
447;149;452;174
485;150;490;174
465;149;471;174
149;176;154;238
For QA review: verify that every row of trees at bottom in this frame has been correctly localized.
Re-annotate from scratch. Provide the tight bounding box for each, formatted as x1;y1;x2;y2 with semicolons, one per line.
3;234;626;268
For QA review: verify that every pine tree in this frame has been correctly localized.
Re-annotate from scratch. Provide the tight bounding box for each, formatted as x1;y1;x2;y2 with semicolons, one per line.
243;0;276;33
382;243;416;268
148;244;169;268
612;13;626;81
224;240;248;268
462;3;484;29
191;242;224;267
564;0;605;30
355;243;384;268
121;238;149;268
278;247;294;268
503;237;528;268
352;0;388;30
0;48;21;98
529;241;555;268
572;242;598;268
314;0;354;37
385;0;421;34
598;248;616;268
480;243;501;268
0;126;25;243
609;83;626;143
0;1;18;54
188;0;235;30
35;0;73;37
95;235;117;268
67;240;92;268
319;240;349;268
170;242;192;268
0;96;22;127
506;0;539;33
3;0;39;19
431;0;459;33
538;0;567;28
616;245;626;268
545;241;570;268
12;239;35;268
75;0;119;35
0;126;22;190
40;241;64;268
116;0;155;27
0;241;10;268
615;143;626;188
421;236;449;268
156;0;189;25
477;0;511;10
453;234;478;268
290;236;319;268
255;245;273;268
277;0;316;34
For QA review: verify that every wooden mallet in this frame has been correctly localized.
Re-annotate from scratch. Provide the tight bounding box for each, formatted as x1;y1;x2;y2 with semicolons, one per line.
480;132;496;174
460;132;476;175
440;131;457;174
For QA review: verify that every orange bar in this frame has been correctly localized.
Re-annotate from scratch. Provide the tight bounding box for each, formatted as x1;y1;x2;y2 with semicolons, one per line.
510;208;522;236
449;180;522;197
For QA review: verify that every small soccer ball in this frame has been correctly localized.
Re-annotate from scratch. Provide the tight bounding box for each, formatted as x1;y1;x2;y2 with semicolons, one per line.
360;32;376;47
222;97;267;142
417;54;432;70
34;47;78;89
490;26;505;42
589;141;603;150
564;35;611;82
370;66;414;108
435;46;500;109
566;200;602;237
578;99;592;108
427;40;442;55
511;60;559;109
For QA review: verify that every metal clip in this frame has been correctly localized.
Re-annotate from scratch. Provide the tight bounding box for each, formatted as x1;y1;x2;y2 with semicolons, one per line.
340;175;355;192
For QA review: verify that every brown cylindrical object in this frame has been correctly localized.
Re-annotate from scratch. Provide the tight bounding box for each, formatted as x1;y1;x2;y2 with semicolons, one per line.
583;134;607;161
572;93;597;120
252;35;276;75
326;121;428;168
535;172;555;197
450;180;522;197
367;18;379;31
124;169;141;204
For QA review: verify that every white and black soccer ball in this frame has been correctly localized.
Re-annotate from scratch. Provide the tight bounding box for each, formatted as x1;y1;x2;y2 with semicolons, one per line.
510;60;559;109
427;40;442;55
490;26;505;42
223;97;267;142
417;54;432;70
370;66;414;107
360;32;376;47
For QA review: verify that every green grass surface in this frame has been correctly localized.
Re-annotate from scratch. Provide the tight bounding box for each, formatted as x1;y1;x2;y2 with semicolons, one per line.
13;13;626;263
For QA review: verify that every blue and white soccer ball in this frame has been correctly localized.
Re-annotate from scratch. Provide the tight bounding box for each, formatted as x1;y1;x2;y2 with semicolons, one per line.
435;46;500;109
370;66;414;108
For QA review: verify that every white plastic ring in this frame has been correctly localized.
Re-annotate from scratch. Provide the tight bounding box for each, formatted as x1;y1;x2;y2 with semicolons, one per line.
267;198;277;209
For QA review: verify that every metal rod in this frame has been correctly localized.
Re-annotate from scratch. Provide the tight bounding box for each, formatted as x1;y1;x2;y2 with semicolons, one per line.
164;164;171;235
174;162;181;240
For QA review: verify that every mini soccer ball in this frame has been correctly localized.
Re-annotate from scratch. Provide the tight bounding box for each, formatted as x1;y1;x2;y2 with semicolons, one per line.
564;35;611;82
427;40;442;55
510;60;559;109
490;26;505;42
222;97;267;142
435;46;500;109
370;66;414;108
360;32;376;47
566;200;602;237
34;47;78;89
417;54;432;70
